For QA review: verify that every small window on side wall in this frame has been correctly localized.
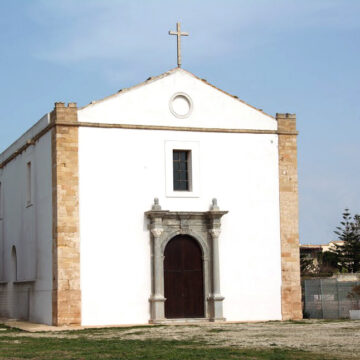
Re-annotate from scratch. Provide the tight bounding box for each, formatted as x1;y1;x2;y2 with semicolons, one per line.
11;246;17;282
0;181;2;219
173;150;191;191
26;162;32;206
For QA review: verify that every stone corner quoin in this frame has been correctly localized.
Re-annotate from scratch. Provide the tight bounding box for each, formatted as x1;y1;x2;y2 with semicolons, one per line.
51;102;81;326
277;113;302;320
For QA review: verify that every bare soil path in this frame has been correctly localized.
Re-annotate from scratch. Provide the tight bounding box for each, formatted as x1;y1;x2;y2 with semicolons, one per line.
1;319;359;359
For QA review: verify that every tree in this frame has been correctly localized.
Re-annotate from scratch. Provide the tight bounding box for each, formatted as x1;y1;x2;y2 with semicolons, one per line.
300;252;318;275
317;251;339;274
332;209;360;273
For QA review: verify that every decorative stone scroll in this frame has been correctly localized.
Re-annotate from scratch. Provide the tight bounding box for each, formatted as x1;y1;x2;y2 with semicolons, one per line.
145;198;228;323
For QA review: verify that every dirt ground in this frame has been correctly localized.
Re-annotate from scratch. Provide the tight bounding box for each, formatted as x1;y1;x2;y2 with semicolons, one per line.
2;320;360;359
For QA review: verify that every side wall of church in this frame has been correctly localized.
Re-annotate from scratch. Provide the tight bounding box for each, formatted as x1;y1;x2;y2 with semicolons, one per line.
0;131;53;324
78;127;282;325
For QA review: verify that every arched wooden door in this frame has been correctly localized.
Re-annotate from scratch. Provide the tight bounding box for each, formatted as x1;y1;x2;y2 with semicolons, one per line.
164;235;204;318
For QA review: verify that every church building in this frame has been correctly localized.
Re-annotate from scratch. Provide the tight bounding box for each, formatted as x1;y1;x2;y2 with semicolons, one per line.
0;26;302;325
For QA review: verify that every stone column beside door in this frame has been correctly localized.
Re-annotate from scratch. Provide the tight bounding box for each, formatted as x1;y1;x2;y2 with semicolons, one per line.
148;200;166;321
207;199;226;321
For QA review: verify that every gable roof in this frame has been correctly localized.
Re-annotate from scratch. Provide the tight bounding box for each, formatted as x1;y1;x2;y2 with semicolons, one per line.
80;67;274;119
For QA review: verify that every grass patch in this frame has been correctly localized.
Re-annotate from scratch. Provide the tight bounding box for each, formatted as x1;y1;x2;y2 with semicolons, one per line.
319;319;355;323
123;330;147;336
0;323;21;332
0;336;341;360
54;324;164;336
287;320;310;325
207;328;230;333
274;320;320;325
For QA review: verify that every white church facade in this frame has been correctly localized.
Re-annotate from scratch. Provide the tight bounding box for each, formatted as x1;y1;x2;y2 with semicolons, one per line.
0;67;302;326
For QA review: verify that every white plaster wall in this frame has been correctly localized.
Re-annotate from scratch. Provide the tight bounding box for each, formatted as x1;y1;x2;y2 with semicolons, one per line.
79;127;282;325
0;131;53;324
78;69;276;131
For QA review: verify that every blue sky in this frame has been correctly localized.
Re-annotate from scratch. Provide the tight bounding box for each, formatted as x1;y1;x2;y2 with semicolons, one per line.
1;0;359;244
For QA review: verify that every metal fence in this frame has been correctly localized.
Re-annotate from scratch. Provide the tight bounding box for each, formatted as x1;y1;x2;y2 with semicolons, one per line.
303;278;360;319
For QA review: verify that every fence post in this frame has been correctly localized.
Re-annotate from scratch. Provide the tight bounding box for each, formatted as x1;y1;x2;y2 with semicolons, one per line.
336;279;341;319
320;279;324;319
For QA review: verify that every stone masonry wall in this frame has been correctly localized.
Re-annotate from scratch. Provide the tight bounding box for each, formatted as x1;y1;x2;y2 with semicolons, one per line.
277;113;302;320
51;102;81;325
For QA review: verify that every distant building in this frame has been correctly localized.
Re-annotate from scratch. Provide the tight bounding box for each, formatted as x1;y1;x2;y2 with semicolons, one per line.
300;241;344;265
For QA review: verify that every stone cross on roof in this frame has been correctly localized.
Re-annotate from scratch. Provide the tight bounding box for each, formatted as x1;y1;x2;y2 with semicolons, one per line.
169;22;189;68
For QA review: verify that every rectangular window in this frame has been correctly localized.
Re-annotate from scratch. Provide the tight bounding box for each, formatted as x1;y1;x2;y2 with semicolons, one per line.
173;150;191;191
0;181;2;219
165;141;199;198
26;162;32;206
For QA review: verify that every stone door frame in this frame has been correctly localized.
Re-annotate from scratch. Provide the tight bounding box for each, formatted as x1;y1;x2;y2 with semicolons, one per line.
145;199;227;323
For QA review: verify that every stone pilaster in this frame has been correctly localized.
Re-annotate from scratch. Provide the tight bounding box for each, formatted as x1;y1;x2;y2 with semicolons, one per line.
277;113;302;320
207;199;225;321
51;102;81;326
148;199;166;322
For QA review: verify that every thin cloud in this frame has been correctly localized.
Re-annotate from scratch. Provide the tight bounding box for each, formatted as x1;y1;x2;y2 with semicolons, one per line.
28;0;360;66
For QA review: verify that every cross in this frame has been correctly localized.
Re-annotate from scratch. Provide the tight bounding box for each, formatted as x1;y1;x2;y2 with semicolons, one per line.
169;22;189;68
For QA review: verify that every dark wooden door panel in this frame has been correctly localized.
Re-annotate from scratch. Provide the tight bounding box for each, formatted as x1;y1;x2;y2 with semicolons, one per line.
164;239;182;271
164;235;204;318
183;269;203;317
164;270;183;318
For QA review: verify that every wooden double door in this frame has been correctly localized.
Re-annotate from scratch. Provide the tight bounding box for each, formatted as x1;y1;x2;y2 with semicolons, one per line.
164;235;205;318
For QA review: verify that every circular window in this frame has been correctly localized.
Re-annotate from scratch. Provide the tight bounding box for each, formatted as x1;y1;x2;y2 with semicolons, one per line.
169;92;193;119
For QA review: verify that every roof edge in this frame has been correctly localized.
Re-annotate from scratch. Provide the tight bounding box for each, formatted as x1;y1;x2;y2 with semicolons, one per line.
79;67;180;110
79;67;275;119
178;68;275;119
0;113;50;161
